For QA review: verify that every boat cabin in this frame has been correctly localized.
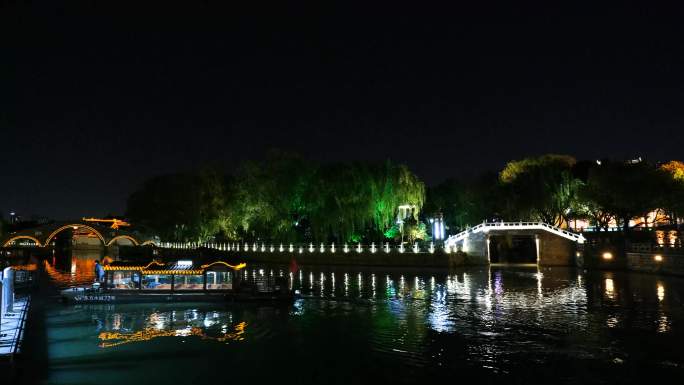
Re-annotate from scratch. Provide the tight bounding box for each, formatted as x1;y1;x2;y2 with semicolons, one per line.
103;260;246;293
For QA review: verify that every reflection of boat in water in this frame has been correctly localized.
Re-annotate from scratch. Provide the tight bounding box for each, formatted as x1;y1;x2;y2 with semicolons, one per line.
60;259;293;303
98;321;247;348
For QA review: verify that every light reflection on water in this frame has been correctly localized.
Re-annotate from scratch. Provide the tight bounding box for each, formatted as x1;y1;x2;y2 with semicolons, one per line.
98;319;247;348
43;249;112;288
32;256;684;384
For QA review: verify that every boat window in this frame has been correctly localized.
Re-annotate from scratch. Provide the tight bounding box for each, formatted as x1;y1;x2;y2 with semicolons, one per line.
174;274;204;290
206;271;232;290
109;271;140;290
142;274;172;290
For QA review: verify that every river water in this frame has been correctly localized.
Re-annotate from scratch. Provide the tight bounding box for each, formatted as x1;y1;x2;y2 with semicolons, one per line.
13;251;684;384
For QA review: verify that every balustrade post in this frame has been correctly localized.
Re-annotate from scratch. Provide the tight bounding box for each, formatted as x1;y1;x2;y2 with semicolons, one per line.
2;267;14;313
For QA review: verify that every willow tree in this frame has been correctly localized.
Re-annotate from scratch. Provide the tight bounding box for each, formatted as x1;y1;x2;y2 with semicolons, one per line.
230;151;313;242
372;161;425;234
305;160;424;242
499;154;580;226
304;162;373;242
196;168;236;241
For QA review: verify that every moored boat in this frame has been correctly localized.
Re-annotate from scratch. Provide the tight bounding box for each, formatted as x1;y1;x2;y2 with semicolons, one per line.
60;259;293;303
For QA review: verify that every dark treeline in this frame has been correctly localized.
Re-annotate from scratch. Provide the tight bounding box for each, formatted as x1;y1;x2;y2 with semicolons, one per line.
428;155;684;237
126;153;684;244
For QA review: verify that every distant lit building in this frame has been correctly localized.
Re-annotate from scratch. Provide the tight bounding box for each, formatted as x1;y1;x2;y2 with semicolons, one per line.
568;209;678;232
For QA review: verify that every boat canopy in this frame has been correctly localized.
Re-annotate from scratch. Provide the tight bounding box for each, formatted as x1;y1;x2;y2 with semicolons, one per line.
104;260;246;275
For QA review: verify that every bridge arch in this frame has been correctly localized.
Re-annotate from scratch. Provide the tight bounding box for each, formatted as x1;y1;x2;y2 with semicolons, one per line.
140;240;157;246
43;224;106;246
3;235;43;247
106;235;140;246
445;221;584;266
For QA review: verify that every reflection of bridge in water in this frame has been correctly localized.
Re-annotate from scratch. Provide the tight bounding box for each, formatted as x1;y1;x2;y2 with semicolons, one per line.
1;219;157;248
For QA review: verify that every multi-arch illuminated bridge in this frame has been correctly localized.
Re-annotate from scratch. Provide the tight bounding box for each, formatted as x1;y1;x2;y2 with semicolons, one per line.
1;220;157;248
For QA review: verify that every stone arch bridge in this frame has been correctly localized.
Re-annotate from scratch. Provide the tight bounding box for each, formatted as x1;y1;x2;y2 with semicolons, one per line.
1;220;157;248
445;222;586;266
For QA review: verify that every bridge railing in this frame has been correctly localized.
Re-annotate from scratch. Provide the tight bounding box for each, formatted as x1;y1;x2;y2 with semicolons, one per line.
156;241;460;254
445;221;585;246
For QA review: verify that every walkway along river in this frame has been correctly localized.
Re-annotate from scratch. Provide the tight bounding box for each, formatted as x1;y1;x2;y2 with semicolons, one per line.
6;249;684;384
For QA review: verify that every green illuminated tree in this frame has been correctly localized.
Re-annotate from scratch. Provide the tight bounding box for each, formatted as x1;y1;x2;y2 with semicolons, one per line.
401;216;428;244
304;160;425;242
230;151;313;242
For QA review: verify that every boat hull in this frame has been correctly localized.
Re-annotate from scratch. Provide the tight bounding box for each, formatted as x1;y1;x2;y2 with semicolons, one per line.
60;287;294;304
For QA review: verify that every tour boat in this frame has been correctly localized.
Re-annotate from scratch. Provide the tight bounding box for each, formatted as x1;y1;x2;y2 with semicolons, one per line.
59;259;293;303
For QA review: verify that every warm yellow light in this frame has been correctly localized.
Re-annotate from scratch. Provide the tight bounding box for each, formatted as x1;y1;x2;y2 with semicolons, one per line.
657;283;665;302
605;278;614;295
200;261;247;271
98;321;247;348
654;254;663;262
45;223;106;246
82;217;131;229
602;252;613;260
3;235;43;247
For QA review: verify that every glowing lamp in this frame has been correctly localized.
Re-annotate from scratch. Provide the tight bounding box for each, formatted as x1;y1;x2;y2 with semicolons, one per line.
654;254;663;262
602;252;613;261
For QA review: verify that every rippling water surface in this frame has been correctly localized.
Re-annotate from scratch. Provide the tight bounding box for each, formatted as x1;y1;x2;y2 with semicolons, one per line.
20;259;684;384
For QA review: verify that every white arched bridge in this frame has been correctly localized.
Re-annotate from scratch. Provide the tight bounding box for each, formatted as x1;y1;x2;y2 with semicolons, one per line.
1;220;157;248
445;221;585;266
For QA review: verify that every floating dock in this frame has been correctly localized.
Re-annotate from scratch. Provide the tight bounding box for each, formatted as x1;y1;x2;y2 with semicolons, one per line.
0;296;30;359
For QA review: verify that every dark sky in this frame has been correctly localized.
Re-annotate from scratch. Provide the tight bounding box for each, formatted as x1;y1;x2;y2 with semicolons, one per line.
2;1;684;219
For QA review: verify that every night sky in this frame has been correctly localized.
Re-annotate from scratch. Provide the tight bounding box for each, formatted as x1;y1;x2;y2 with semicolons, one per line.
2;2;684;219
